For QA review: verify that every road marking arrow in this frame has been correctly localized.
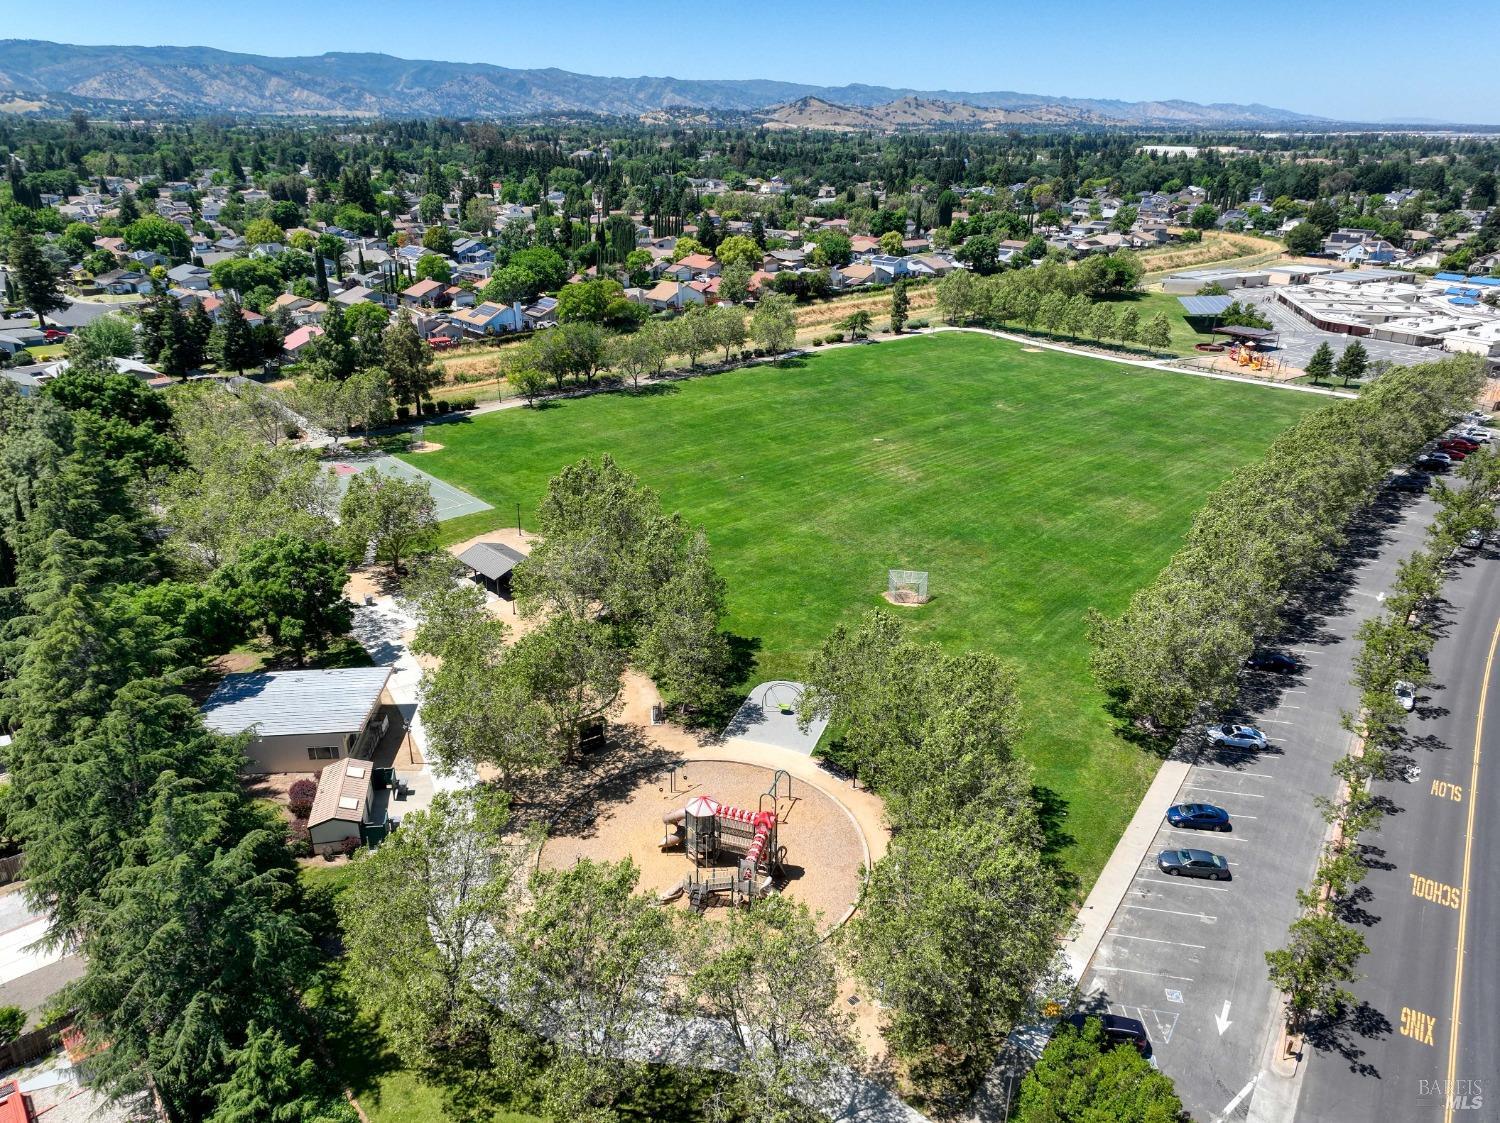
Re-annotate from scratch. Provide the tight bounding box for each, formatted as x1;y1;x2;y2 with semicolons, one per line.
1214;1000;1233;1035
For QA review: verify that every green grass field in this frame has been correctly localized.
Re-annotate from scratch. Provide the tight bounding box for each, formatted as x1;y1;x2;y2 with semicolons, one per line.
406;333;1320;884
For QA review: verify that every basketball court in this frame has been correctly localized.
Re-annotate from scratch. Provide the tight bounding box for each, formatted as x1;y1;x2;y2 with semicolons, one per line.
325;454;492;522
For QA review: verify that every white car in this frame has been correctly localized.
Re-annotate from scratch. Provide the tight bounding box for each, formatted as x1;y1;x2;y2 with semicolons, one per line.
1463;411;1493;425
1395;681;1416;712
1459;427;1492;443
1463;529;1486;550
1206;723;1268;750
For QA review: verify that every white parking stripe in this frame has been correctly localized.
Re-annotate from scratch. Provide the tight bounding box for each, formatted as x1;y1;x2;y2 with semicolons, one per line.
1090;965;1195;982
1124;904;1217;921
1184;786;1264;797
1164;828;1248;842
1194;766;1273;779
1135;877;1231;893
1113;933;1208;950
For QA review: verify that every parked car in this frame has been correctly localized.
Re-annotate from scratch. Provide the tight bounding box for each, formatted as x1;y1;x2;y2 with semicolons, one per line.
1439;447;1468;461
1395;681;1416;711
1424;451;1455;464
1247;650;1298;673
1064;1012;1151;1055
1463;529;1486;550
428;336;458;350
1441;439;1480;453
1462;411;1493;426
1207;723;1268;750
1415;457;1451;473
1158;848;1231;880
40;328;67;343
1167;803;1232;831
1459;427;1491;443
1391;472;1431;492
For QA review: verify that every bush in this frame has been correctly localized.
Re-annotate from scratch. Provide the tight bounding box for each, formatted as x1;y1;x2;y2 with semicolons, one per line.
287;819;312;859
395;404;411;421
288;779;317;819
813;339;824;347
909;319;930;330
335;836;361;858
0;1006;24;1044
436;400;453;414
453;395;477;410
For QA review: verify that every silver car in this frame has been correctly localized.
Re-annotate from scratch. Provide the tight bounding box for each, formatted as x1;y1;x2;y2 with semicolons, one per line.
1206;723;1268;750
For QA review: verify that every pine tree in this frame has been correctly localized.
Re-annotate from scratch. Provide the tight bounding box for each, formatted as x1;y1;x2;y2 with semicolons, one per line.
1336;340;1369;386
7;230;66;327
215;297;259;374
890;280;910;334
381;311;439;414
1305;342;1335;384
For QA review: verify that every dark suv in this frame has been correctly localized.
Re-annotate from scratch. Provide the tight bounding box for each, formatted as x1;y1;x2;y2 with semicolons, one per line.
1065;1012;1151;1055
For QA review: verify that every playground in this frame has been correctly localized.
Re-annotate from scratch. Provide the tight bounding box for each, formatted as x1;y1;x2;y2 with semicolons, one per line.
537;758;867;930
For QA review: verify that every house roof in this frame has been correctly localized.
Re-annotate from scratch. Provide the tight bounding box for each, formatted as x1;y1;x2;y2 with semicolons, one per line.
309;756;375;828
403;279;443;298
675;253;716;271
645;281;682;300
201;667;392;739
283;324;324;351
456;540;527;581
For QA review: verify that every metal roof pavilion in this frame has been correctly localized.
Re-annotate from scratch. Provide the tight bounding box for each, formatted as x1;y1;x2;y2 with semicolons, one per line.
1177;294;1234;317
455;540;527;582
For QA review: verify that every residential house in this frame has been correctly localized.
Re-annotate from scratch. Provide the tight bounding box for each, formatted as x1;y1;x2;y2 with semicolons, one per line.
1339;239;1400;265
166;262;211;290
451;301;527;336
93;268;154;295
643;281;706;312
282;324;324;357
523;295;559;329
200;667;394;773
671;253;720;280
0;328;45;356
451;238;494;266
400;278;447;308
128;249;168;270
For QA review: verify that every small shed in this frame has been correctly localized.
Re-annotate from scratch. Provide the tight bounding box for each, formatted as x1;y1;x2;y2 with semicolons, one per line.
307;756;378;855
455;540;527;597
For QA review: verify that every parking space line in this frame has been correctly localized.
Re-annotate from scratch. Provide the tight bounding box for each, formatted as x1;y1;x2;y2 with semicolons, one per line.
1090;965;1195;982
1184;786;1265;797
1194;766;1273;779
1135;877;1231;893
1112;933;1208;950
1124;904;1217;921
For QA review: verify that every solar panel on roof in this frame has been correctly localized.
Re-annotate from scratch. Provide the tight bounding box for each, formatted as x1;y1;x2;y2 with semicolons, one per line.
1177;295;1235;317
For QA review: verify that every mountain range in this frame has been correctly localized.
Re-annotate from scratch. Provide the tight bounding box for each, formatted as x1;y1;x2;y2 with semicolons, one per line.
0;39;1332;127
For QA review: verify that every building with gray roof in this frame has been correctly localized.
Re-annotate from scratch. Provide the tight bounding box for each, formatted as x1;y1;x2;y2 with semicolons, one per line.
202;666;393;772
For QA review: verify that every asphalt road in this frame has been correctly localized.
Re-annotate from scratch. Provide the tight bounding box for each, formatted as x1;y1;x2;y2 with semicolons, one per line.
1077;484;1440;1122
1298;532;1500;1122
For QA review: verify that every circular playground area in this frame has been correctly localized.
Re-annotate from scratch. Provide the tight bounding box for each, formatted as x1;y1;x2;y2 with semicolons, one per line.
537;759;867;931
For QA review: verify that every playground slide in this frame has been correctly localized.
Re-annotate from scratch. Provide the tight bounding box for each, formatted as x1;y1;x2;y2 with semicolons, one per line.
662;807;687;825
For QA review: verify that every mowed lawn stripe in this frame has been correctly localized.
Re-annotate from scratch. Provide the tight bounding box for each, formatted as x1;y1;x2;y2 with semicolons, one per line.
407;333;1320;884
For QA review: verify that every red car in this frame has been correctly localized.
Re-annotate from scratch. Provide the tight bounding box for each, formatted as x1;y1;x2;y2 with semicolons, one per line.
41;328;68;343
427;336;458;351
1441;438;1479;453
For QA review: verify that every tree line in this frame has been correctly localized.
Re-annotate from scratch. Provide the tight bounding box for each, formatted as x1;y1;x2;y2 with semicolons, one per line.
1090;354;1487;736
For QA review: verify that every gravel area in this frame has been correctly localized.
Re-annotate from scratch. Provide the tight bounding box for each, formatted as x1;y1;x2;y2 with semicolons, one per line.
539;758;867;930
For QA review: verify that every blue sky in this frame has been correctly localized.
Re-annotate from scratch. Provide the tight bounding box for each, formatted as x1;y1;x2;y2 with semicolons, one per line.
6;1;1494;123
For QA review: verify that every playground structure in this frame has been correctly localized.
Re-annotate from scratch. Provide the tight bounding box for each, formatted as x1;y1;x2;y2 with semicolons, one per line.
659;770;792;910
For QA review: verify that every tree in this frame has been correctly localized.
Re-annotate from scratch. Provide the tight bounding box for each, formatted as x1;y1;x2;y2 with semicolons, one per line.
6;230;65;327
1189;203;1219;230
609;328;664;391
508;859;674;1119
889;280;910;333
1089;302;1117;344
381;311;439;413
1305;341;1335;384
214;534;353;661
808;229;853;267
124;214;191;261
414;253;452;284
1138;311;1173;353
1116;306;1140;346
715;234;762;270
421;225;455;257
505;615;626;752
207;1025;357;1123
244;217;284;247
556;278;635;326
707;303;748;361
340;789;518;1063
214;297;261;374
684;896;859;1123
1284;221;1322;256
718;261;753;305
1335;340;1369;386
669;236;708;262
750;291;797;360
879;229;905;256
1265;912;1369;1033
339;470;438;573
66;313;137;361
509;246;569;293
1038;291;1068;335
305;302;360;382
840;309;873;340
1015;1018;1187;1123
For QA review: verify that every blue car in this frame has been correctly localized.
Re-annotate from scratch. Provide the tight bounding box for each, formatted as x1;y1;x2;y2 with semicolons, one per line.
1166;803;1231;832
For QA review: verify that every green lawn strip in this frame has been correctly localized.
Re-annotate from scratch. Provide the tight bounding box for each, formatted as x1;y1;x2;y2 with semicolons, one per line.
402;333;1319;885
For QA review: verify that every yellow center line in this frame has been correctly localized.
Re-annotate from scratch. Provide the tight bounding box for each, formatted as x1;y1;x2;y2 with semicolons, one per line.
1445;616;1499;1123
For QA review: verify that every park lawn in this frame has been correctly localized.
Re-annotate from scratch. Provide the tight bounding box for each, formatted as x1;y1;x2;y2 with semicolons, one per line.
405;333;1321;885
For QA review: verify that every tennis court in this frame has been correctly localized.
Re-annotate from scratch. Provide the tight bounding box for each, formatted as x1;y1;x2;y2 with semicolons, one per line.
325;454;492;522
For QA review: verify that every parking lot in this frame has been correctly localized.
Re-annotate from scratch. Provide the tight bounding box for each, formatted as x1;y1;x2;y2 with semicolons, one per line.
1078;484;1443;1121
1237;292;1435;373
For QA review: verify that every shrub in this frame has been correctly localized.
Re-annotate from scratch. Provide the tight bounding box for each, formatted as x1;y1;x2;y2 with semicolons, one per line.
454;395;477;410
813;339;824;347
288;779;317;818
335;836;361;858
0;1006;24;1044
395;404;411;421
909;319;930;330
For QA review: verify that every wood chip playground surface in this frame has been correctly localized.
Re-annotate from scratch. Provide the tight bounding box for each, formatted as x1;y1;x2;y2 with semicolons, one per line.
537;759;867;931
